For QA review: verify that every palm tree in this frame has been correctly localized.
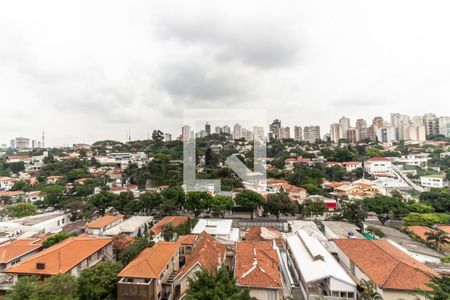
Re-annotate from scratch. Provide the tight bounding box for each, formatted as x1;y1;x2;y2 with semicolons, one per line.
360;279;383;300
425;230;449;252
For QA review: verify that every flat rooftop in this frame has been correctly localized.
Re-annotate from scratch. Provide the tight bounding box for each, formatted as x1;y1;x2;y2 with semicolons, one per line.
9;211;66;226
103;216;153;236
321;221;365;239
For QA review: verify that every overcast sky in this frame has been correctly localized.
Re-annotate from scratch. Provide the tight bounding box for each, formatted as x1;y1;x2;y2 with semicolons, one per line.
1;0;450;146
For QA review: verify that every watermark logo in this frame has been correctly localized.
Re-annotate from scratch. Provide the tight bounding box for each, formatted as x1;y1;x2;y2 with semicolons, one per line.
183;108;267;194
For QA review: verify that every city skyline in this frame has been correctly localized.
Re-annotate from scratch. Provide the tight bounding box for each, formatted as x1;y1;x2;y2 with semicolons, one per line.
2;1;450;145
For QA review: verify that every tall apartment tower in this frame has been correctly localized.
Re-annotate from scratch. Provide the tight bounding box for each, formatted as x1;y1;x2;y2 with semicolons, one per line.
280;127;291;139
181;125;191;141
205;123;211;135
294;126;303;142
339;117;351;139
372;117;384;129
269;119;282;140
233;123;242;139
355;119;368;141
303;126;321;143
347;128;359;144
330;123;343;143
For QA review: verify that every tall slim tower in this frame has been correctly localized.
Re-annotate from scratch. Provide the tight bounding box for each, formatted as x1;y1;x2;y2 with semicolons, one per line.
42;131;45;148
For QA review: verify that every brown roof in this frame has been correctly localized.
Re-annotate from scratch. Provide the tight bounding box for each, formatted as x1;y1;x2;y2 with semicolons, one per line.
177;234;198;245
333;239;438;291
244;227;284;247
86;214;124;229
404;226;436;241
436;225;450;234
176;232;226;279
0;239;43;263
0;191;25;197
235;241;282;289
150;216;189;235
118;242;180;279
5;237;112;275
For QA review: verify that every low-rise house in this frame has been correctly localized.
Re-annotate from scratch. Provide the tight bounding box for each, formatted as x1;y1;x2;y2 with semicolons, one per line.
321;221;365;240
191;219;240;245
117;241;180;300
173;232;226;299
0;238;43;290
288;221;337;252
341;161;362;172
110;184;139;197
85;214;124;236
420;174;448;189
25;191;44;203
0;191;25;203
287;230;356;300
243;226;284;247
234;241;283;300
149;216;189;242
333;239;439;300
5;237;113;282
364;157;392;176
0;177;18;191
302;195;338;212
3;211;70;234
46;176;64;184
103;216;153;237
5;156;31;164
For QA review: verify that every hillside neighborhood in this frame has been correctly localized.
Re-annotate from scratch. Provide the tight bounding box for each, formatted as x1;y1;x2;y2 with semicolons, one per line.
0;117;450;300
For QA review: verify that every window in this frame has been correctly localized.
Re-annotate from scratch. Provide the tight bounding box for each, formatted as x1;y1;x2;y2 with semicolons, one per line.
348;292;355;298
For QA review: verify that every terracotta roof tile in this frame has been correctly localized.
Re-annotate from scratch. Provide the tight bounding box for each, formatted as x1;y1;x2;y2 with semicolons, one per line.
150;216;189;235
5;237;112;275
177;234;198;245
0;239;42;263
118;241;180;279
333;239;438;291
86;214;124;229
235;241;281;289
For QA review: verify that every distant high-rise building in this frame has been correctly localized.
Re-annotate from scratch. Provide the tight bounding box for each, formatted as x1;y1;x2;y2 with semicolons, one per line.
367;125;377;142
222;125;231;135
347;128;359;144
423;114;440;136
241;128;253;141
355;119;368;141
376;127;396;143
269;119;282;140
233;123;242;139
253;126;265;142
330;123;343;143
10;139;15;149
408;125;426;142
339;117;351;138
181;125;191;141
13;137;30;149
391;113;410;140
215;126;223;134
372;116;384;129
303;126;321;143
164;133;172;141
294;126;303;142
205;123;211;135
280;127;291;139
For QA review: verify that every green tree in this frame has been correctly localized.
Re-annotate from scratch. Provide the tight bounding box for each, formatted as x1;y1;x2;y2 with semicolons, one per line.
118;235;154;266
64;200;96;221
4;276;38;300
42;185;66;207
32;274;78;300
359;279;383;300
416;274;450;300
426;230;450;252
366;226;385;239
77;261;122;300
140;192;162;213
43;232;74;248
341;200;368;230
302;198;326;218
161;186;185;208
152;129;164;148
162;223;176;241
420;188;450;213
5;202;37;218
211;195;233;218
263;193;296;220
362;196;407;225
185;267;256;300
234;190;264;219
186;192;213;217
88;191;118;213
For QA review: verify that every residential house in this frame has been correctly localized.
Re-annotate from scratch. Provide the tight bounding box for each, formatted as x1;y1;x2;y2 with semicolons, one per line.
46;176;64;184
243;226;284;247
0;238;43;290
85;214;125;236
103;216;153;237
333;239;439;300
420;174;448;189
234;241;283;300
3;211;70;234
364;157;393;176
5;237;113;282
150;216;189;242
117;241;180;300
341;161;362;172
173;232;226;300
0;177;18;191
321;221;365;240
287;230;356;300
0;191;25;203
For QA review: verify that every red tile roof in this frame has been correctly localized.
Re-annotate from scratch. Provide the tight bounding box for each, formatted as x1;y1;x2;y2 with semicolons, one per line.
0;239;43;263
177;234;198;245
150;216;189;236
333;239;438;291
404;226;436;241
86;214;124;229
436;225;450;234
235;241;282;289
176;232;226;279
118;242;180;279
367;157;390;162
5;237;112;276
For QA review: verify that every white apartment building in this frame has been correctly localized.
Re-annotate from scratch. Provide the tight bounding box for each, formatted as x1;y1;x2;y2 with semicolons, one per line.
420;175;448;189
365;157;393;176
